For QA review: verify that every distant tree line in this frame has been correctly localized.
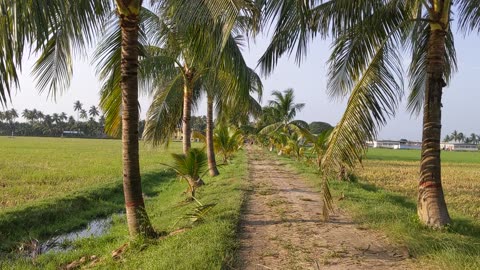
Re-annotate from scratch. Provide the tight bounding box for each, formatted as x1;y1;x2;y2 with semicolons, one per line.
443;130;480;144
0;101;106;138
0;102;208;139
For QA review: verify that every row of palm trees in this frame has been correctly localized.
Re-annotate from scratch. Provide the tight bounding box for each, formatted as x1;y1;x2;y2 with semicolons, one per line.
255;89;331;167
73;101;101;121
444;130;480;144
255;0;479;228
1;1;263;237
1;0;476;237
0;108;106;137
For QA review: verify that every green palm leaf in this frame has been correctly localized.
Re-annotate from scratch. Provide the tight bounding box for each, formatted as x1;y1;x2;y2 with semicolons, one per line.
457;0;480;33
143;74;185;146
322;40;403;171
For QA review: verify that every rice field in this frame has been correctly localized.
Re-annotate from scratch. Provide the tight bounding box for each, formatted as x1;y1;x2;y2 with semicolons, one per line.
361;148;480;219
0;137;249;269
0;136;176;212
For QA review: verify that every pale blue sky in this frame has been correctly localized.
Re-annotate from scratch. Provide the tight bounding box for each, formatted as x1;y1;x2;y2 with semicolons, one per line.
7;29;480;141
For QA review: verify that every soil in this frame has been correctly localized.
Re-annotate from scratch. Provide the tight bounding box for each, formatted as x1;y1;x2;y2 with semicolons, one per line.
237;146;412;270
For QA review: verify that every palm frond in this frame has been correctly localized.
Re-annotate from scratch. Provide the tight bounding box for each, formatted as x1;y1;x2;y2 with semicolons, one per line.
213;125;244;163
170;148;208;180
259;122;284;135
258;0;320;76
143;74;184;146
32;28;73;99
288;121;315;141
99;72;122;137
5;0;112;99
457;0;480;34
322;39;403;171
327;0;407;99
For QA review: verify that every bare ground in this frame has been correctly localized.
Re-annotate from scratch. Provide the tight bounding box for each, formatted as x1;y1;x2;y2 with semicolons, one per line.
237;146;412;270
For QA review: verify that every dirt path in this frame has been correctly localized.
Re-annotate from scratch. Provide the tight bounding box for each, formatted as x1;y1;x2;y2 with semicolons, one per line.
237;146;411;270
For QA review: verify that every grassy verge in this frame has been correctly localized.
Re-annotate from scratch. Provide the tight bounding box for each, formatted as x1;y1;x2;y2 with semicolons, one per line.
267;149;480;270
1;137;249;269
0;137;185;251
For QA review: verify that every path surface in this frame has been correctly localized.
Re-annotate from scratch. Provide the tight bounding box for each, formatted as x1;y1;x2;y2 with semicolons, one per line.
237;146;411;270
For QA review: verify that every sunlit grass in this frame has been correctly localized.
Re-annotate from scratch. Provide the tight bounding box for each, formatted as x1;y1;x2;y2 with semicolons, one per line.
0;137;248;269
0;137;180;211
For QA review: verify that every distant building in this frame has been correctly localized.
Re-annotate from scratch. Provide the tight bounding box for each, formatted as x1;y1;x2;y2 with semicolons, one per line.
367;140;421;150
62;130;84;137
440;142;478;151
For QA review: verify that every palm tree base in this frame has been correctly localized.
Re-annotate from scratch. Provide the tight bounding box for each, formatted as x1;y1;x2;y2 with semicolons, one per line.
208;168;220;177
125;205;156;238
417;184;451;228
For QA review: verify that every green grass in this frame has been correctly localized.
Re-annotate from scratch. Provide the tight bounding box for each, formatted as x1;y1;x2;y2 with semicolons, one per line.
365;148;480;163
270;148;480;270
0;137;170;211
0;137;249;269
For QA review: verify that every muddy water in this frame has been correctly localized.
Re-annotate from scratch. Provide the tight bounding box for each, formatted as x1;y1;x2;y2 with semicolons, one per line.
39;215;113;254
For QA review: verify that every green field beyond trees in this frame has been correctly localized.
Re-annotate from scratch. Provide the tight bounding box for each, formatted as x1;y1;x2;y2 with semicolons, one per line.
0;137;248;269
366;148;480;164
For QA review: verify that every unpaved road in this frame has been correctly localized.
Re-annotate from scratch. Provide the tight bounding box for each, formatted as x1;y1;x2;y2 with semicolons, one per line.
237;146;411;270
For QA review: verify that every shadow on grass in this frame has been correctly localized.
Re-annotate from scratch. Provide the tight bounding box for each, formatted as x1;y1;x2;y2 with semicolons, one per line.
337;180;480;265
0;170;176;252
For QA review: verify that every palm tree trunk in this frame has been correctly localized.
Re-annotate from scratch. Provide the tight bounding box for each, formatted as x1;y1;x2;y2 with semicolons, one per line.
206;93;220;176
182;75;193;154
418;16;451;227
118;6;155;237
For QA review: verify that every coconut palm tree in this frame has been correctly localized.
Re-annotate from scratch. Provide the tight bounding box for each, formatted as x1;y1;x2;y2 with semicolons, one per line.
73;101;83;121
450;130;459;142
68;116;76;126
259;89;309;137
259;0;480;228
213;125;244;164
43;114;53;129
52;113;61;125
112;0;155;237
469;133;478;144
89;105;100;120
4;109;18;136
21;109;32;124
60;112;68;123
95;2;259;153
94;3;261;182
204;67;263;175
79;109;88;121
308;128;333;169
2;0;155;237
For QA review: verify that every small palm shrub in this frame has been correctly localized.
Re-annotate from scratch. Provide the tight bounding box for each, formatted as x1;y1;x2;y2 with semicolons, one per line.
308;128;333;168
213;125;243;163
284;133;306;160
163;148;208;198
